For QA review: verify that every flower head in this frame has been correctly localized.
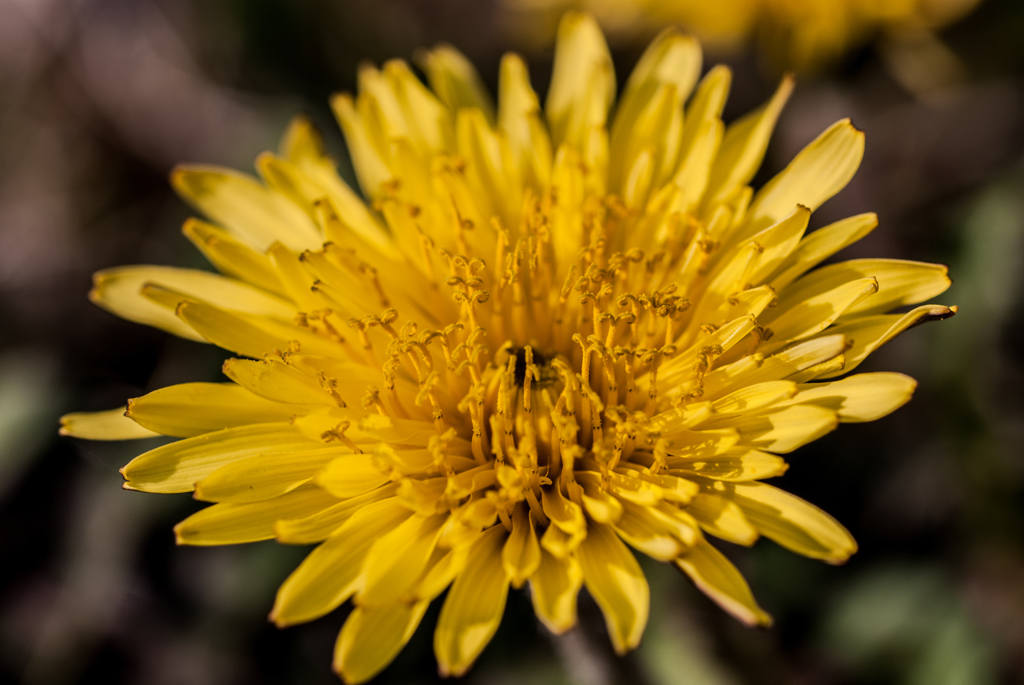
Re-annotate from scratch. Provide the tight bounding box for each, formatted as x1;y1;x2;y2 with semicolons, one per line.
62;13;955;683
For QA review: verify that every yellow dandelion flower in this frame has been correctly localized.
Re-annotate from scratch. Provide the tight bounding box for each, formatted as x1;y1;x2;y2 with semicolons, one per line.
61;13;956;683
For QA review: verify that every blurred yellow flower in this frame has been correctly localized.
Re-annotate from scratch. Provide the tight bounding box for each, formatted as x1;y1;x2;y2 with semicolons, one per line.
510;0;981;70
61;12;955;683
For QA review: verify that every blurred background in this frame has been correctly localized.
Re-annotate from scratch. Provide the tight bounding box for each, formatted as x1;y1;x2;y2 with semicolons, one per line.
1;0;1023;683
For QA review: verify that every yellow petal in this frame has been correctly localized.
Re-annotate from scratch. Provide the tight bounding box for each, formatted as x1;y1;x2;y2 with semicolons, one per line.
708;381;799;416
605;469;665;507
677;64;731;168
777;259;951;318
256;152;327;215
614;467;700;503
541;485;587;535
352;414;442;446
685;493;759;545
822;304;957;377
456;107;515;223
618;28;701;118
275;484;400;544
530;549;583;634
729;482;858;563
786;355;849;384
671;118;723;214
193;446;348;503
419;44;495;121
576;521;649;655
126;382;299;437
316;453;391;499
182;218;285;296
661;429;740;459
718;285;779;328
59;408;159;440
383;60;453;157
675;539;771;626
540;522;577;559
766;277;879;344
278;118;394;254
176;299;343;359
397;477;447;516
330;93;392;199
445;463;498;500
548;146;587;268
501;502;542;588
714;404;839;453
576;472;624;523
746;206;811;284
611;85;680;202
613;500;689;561
702;334;848;399
768;213;878;290
265;241;320;312
411;539;478;601
171;165;322;251
685;243;761;327
498;53;552;191
610;28;700;190
174;486;339;546
120;423;320;493
278;113;324;162
221;358;333;406
357;513;448;607
748;119;865;226
669;448;789;482
647;401;714;438
374;445;441;477
784;372;917;422
659;316;759;389
703;75;793;209
90;266;291;341
545;11;615;150
334;600;430;685
434;525;510;677
271;498;413;627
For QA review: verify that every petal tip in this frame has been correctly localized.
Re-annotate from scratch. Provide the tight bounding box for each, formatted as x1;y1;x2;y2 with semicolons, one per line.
268;608;288;628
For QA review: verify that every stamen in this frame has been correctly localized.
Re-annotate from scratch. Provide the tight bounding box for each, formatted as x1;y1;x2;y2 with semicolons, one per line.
381;357;409;418
449;196;474;256
347;318;373;351
490;219;510;342
552;264;577;347
319;421;362;453
615;347;638;410
489;414;505;464
414;370;447;434
360;263;390;307
317;372;348;407
510;239;528;342
361;386;388;416
643;344;677;414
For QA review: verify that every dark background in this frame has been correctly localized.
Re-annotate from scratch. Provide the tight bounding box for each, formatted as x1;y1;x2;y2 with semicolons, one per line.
1;0;1023;683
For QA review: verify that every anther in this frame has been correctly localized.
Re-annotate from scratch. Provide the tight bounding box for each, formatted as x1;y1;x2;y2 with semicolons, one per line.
317;371;347;407
361;386;388;416
319;422;362;453
347;318;373;350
